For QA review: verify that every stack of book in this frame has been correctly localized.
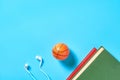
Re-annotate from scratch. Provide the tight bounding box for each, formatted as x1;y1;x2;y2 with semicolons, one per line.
67;46;120;80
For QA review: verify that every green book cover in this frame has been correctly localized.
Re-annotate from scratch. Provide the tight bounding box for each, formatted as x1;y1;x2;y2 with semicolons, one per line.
74;46;120;80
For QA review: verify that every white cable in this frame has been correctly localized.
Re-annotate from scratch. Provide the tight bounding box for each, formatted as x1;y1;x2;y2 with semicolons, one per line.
28;71;37;80
39;63;50;80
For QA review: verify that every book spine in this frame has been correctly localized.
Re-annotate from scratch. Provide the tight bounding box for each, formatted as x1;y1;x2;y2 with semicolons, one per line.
66;48;97;80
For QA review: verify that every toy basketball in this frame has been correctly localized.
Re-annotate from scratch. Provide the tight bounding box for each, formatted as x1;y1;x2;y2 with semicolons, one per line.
52;43;70;60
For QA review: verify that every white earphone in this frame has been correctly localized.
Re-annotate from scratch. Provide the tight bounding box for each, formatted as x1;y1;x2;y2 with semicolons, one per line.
35;56;50;80
24;64;37;80
24;64;30;71
24;56;50;80
35;55;43;67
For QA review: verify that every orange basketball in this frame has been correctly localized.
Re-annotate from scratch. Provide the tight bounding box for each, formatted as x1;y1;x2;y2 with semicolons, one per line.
52;43;70;60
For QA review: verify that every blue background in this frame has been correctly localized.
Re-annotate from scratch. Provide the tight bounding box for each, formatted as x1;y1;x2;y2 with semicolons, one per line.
0;0;120;80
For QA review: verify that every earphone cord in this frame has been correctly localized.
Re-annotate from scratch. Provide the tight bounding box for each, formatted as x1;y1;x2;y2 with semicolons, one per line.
25;69;37;80
39;64;50;80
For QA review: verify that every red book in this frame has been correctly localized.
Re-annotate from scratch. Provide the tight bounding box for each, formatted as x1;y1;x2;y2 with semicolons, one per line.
66;48;97;80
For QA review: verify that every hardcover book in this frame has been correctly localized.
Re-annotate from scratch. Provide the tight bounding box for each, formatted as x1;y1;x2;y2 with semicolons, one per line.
67;46;120;80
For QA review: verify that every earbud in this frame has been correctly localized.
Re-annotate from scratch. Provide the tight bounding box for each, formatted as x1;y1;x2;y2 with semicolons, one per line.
24;64;31;71
35;55;43;67
36;55;42;61
24;64;37;80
